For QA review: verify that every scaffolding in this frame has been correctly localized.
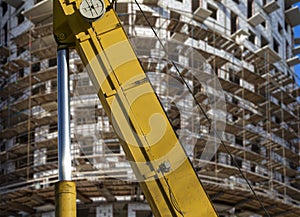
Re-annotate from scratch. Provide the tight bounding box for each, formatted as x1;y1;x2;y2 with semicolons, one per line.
0;0;299;216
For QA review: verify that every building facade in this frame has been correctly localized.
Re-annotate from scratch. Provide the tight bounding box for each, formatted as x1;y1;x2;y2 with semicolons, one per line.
0;0;299;216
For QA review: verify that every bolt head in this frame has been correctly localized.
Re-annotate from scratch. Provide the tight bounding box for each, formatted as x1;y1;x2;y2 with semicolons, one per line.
58;33;66;41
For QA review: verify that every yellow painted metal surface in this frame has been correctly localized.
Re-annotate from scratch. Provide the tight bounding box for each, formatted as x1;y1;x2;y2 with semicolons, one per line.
54;1;218;216
55;181;76;217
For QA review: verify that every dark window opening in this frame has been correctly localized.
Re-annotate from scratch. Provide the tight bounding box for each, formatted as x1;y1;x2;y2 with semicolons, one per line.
289;162;297;170
233;0;240;4
3;23;8;46
278;100;281;106
208;4;217;20
232;157;242;167
247;0;254;18
274;116;281;124
286;41;290;59
51;79;57;90
19;68;24;78
261;35;269;47
262;0;267;6
16;134;28;144
232;97;238;105
211;154;216;162
261;21;266;28
249;31;256;44
1;57;7;64
214;67;219;76
16;132;34;144
273;38;279;53
77;209;92;217
105;143;121;154
49;123;58;133
34;0;44;3
49;58;57;67
1;2;8;15
17;46;25;56
230;74;239;84
136;210;153;217
17;11;24;25
170;11;180;20
251;144;260;154
231;12;238;34
170;11;180;36
32;62;41;73
278;23;283;35
232;115;238;122
0;143;5;152
236;137;243;146
32;83;46;95
192;0;200;12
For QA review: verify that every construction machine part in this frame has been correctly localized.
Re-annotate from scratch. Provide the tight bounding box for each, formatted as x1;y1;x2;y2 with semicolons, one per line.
53;0;218;216
55;181;76;217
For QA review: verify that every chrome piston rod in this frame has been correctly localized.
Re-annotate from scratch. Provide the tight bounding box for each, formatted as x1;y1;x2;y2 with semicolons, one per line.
57;48;72;181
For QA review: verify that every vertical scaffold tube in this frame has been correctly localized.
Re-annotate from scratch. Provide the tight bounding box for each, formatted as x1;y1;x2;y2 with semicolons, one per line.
55;48;76;217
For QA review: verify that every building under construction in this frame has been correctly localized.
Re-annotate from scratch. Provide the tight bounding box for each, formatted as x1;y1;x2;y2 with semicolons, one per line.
0;0;300;216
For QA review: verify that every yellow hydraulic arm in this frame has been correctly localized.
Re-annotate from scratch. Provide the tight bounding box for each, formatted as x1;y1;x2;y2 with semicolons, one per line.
54;0;218;216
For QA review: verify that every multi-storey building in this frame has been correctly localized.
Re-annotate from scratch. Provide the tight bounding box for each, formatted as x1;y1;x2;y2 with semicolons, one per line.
0;0;299;216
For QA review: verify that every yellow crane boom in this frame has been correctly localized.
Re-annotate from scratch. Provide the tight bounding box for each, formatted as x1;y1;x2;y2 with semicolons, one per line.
53;0;218;216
